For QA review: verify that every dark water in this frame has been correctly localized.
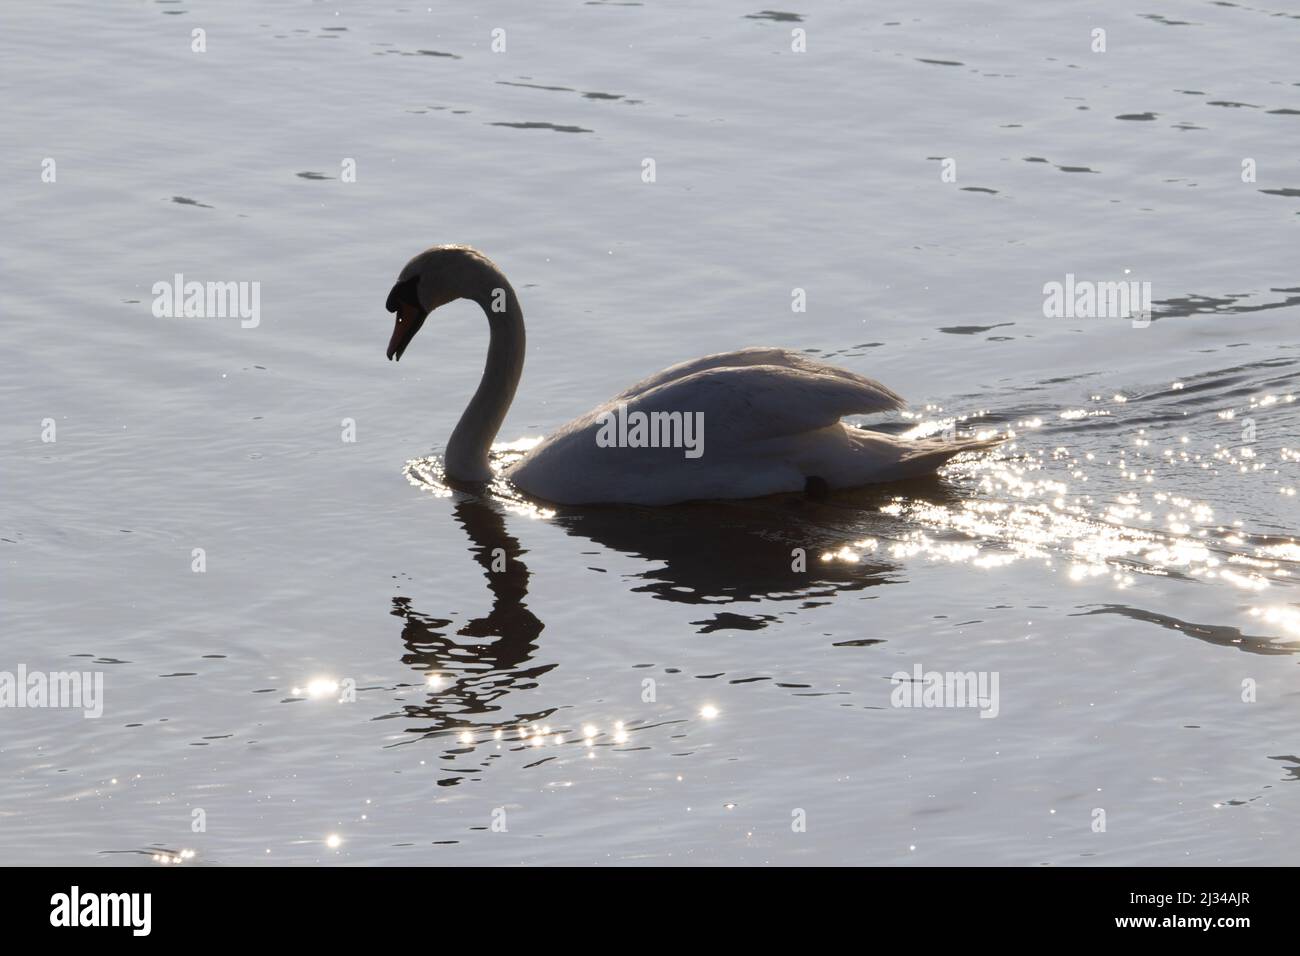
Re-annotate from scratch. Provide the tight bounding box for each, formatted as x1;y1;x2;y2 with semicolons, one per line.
2;0;1297;864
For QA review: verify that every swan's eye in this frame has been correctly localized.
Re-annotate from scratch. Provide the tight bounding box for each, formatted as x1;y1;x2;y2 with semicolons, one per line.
386;274;421;314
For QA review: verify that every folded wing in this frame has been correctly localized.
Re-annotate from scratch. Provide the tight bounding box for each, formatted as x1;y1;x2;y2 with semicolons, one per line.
615;347;905;409
626;359;906;445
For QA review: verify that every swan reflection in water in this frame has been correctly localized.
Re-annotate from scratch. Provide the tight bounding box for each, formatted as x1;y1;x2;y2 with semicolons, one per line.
538;482;927;631
386;467;946;780
384;495;554;779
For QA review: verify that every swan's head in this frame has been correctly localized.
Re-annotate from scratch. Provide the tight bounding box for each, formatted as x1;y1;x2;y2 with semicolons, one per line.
385;245;501;361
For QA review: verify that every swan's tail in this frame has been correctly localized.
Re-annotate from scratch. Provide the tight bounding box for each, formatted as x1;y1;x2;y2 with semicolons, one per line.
834;426;1004;485
895;434;1003;477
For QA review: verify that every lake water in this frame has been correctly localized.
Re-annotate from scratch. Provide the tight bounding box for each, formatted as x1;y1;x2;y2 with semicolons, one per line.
2;0;1297;865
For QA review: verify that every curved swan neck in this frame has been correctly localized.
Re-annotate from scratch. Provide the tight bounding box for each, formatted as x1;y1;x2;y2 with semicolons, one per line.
444;275;525;483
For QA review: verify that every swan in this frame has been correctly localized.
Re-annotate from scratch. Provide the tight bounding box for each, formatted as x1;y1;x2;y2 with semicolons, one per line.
385;245;996;506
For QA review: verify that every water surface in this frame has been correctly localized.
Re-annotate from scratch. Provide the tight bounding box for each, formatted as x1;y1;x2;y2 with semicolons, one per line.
2;0;1298;865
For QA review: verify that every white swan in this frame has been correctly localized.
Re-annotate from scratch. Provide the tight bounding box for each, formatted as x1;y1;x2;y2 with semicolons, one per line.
386;246;996;506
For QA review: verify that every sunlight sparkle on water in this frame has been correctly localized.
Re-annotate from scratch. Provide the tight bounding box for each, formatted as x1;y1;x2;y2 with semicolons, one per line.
844;450;1296;597
293;678;340;700
1249;606;1300;636
151;849;195;865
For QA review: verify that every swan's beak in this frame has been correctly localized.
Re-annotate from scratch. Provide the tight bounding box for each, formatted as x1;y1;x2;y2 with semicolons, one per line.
387;305;426;361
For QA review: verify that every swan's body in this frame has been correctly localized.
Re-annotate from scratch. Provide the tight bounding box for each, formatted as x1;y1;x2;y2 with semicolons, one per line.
385;246;995;506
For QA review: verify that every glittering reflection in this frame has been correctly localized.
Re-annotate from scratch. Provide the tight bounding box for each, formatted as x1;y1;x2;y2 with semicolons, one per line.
818;362;1300;649
291;678;343;701
98;846;202;865
405;441;554;521
1248;605;1300;638
150;848;196;865
832;410;1300;597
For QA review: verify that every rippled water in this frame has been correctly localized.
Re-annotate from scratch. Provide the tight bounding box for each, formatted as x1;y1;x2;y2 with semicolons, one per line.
3;0;1298;865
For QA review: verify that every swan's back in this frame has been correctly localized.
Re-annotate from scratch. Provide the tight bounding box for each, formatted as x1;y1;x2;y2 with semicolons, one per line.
506;348;966;505
614;347;905;411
